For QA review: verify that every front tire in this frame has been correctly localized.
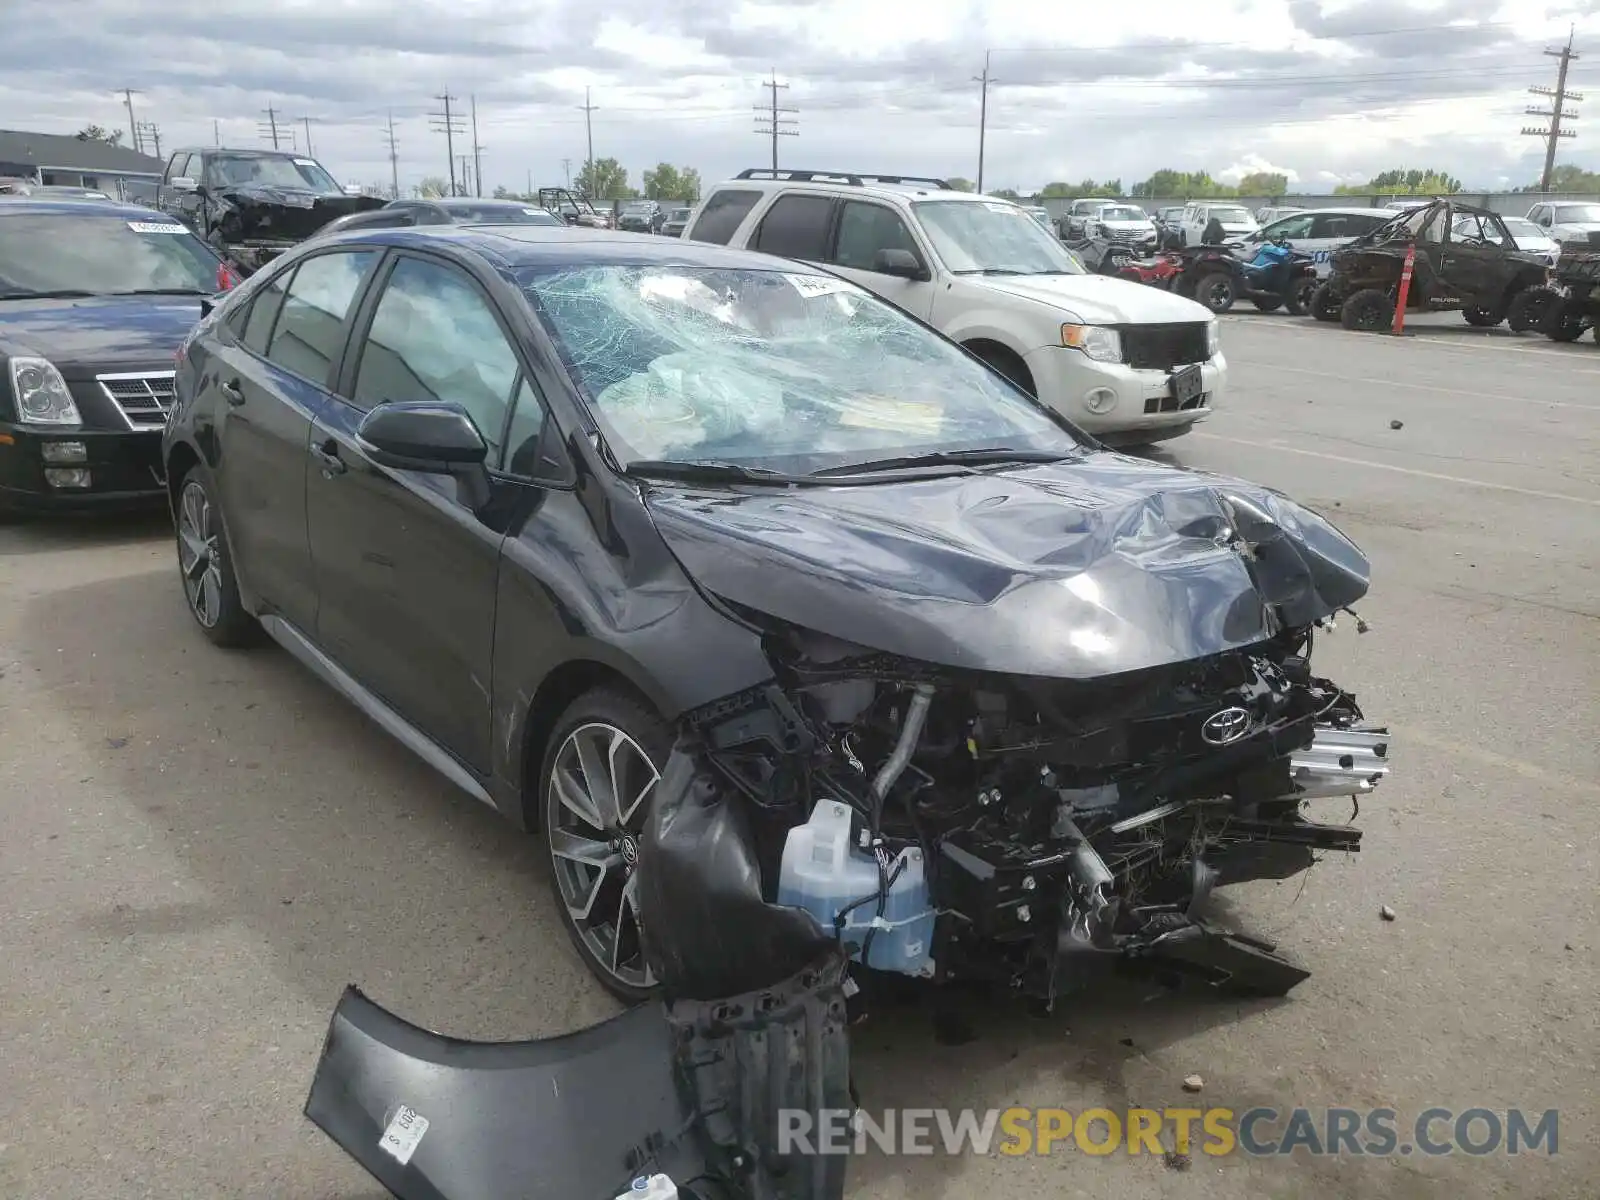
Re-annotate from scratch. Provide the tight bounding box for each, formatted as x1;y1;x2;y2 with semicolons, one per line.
1195;271;1237;313
1286;275;1319;317
1340;288;1395;332
174;464;259;647
1463;304;1504;327
1310;281;1343;322
540;687;672;1004
1507;287;1558;333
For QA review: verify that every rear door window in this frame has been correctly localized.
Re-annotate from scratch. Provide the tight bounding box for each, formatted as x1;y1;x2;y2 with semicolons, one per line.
240;270;290;355
688;189;762;245
263;250;380;384
751;194;835;260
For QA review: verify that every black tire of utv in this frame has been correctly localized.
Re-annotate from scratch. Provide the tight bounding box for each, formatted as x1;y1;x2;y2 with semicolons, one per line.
1547;318;1587;343
1340;288;1395;333
1195;272;1236;314
1507;287;1557;334
538;686;674;1006
1286;276;1319;317
1251;297;1283;313
1310;282;1342;322
175;463;261;649
1463;305;1503;327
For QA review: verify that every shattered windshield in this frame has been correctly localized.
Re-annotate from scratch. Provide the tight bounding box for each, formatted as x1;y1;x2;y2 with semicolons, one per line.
0;214;219;296
913;200;1086;275
518;265;1082;473
207;154;339;192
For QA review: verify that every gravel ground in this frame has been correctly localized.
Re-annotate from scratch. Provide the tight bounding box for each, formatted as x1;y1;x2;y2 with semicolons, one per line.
1;312;1595;1199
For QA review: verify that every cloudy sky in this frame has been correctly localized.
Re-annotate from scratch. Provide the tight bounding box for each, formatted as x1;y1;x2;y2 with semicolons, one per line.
4;0;1599;196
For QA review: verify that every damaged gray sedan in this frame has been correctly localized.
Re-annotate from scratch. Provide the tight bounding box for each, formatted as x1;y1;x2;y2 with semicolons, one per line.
162;227;1389;1200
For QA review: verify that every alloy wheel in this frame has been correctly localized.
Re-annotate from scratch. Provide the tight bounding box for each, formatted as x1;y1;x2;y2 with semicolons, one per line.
176;480;224;629
546;721;661;992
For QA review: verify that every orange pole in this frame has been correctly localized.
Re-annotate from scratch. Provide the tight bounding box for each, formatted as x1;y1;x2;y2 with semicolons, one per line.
1392;242;1416;335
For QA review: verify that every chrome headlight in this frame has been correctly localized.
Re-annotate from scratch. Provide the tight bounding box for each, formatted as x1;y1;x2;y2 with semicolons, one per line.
1206;320;1220;356
1061;324;1123;364
8;356;82;426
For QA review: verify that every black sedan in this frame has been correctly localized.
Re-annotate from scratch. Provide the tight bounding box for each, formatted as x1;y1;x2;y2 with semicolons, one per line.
164;224;1385;1197
0;199;238;513
313;197;566;239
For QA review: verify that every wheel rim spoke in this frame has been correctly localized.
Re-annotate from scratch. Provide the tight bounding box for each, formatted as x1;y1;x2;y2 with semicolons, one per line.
573;727;620;827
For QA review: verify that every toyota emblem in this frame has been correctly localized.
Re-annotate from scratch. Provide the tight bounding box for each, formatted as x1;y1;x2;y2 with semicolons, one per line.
1200;706;1252;746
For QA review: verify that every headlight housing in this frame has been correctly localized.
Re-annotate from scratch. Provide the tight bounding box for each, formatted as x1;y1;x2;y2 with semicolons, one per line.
1206;319;1220;356
8;356;82;426
1061;324;1123;364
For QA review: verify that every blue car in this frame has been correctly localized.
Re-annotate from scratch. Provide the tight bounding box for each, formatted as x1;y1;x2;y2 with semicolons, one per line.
0;198;237;513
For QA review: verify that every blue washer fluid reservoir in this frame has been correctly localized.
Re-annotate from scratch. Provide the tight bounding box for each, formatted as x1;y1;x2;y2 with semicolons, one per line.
776;798;935;976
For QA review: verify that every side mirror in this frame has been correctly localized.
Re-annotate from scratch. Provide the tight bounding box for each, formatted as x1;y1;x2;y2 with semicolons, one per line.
169;176;198;192
873;247;929;281
357;402;488;471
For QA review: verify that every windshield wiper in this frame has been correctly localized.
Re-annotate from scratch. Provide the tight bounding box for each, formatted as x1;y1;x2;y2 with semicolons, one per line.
0;288;100;300
809;447;1075;477
109;287;210;296
625;459;812;486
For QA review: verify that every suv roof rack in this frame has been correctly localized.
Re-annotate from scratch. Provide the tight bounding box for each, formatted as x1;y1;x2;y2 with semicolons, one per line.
733;169;952;190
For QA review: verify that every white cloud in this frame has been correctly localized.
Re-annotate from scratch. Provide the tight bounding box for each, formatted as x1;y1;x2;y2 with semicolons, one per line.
1218;153;1302;184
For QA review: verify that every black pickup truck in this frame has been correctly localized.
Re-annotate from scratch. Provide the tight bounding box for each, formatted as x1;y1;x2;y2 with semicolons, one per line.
153;147;384;275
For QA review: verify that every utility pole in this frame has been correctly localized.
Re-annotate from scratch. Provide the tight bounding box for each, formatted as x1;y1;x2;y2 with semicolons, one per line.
753;69;798;171
458;154;473;196
383;110;400;199
973;52;995;194
259;104;281;149
213;119;221;147
576;89;599;194
429;92;465;196
117;88;142;152
561;158;572;189
1524;28;1581;192
297;116;316;158
470;95;484;197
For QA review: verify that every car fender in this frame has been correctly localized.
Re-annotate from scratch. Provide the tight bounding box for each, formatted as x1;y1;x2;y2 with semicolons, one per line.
935;280;1071;354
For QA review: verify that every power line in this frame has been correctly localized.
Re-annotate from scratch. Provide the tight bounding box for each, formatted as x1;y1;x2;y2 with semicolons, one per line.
754;69;798;171
135;121;161;159
577;87;598;193
470;95;484;198
259;104;282;149
429;91;466;196
973;52;995;193
1524;28;1581;192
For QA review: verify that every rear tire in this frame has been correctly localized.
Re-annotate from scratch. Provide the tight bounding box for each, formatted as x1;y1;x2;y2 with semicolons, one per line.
1195;272;1237;314
1340;288;1395;333
1251;297;1283;313
1310;282;1343;322
1463;304;1504;327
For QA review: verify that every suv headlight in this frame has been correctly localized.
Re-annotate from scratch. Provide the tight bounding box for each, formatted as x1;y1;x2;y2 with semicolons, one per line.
1206;320;1220;356
8;356;82;426
1062;324;1123;364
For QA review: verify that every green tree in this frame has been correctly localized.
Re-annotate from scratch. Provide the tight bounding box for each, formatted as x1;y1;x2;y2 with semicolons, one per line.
1519;163;1600;192
1236;171;1289;195
988;187;1021;200
1131;169;1237;198
642;163;702;202
1040;179;1121;199
75;124;124;146
575;157;634;200
417;175;449;198
1335;168;1462;196
946;176;975;192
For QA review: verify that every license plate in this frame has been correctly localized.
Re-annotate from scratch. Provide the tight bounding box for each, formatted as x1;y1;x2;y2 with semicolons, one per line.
1169;364;1204;404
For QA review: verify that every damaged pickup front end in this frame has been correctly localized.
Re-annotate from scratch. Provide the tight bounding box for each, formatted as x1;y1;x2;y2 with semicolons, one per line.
305;466;1392;1200
197;183;385;273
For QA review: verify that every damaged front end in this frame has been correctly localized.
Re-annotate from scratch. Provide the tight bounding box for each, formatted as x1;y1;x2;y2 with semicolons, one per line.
304;466;1392;1200
203;185;385;273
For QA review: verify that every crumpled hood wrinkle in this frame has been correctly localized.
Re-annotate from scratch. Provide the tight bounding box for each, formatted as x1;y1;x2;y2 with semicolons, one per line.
643;453;1370;679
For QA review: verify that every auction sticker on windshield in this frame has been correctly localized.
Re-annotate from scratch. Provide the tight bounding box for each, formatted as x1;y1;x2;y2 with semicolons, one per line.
378;1104;429;1166
293;158;318;167
127;221;188;234
784;272;856;298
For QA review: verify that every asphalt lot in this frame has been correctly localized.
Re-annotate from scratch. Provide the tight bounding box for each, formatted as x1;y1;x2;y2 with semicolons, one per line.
1;312;1595;1199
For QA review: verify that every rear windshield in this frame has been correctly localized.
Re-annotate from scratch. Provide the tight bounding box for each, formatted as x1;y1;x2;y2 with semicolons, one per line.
0;212;221;297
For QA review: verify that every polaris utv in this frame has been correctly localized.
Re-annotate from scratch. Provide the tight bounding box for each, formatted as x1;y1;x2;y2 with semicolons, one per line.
1310;199;1549;332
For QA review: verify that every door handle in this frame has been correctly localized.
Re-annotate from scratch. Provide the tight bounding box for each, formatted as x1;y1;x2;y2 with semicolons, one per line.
310;440;347;476
220;378;245;406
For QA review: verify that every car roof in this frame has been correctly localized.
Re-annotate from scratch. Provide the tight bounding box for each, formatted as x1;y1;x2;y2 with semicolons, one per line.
174;146;309;160
707;173;1000;207
0;198;183;221
1266;206;1391;219
313;223;839;273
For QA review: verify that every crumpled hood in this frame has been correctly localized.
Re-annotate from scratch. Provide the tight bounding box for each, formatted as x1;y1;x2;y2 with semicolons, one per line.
644;452;1370;678
977;273;1214;324
0;296;202;368
215;186;384;240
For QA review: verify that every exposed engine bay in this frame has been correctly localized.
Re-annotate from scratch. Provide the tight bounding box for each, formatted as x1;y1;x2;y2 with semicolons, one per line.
658;614;1387;1002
